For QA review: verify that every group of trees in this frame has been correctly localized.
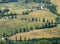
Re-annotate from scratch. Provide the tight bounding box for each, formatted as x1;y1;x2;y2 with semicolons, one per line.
2;17;57;42
1;37;60;44
55;16;60;24
21;17;57;28
0;12;17;19
2;27;33;38
2;20;57;40
22;10;33;15
25;0;51;4
0;8;17;19
47;5;57;15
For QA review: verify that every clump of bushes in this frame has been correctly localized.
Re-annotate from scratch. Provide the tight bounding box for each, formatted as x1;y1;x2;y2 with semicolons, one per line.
22;10;34;15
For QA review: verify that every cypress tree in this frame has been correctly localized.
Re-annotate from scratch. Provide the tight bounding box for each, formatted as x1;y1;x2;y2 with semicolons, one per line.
15;36;17;41
51;20;54;27
42;18;45;22
32;18;34;22
5;37;8;41
30;26;33;30
10;31;13;36
39;18;40;22
19;36;22;42
35;18;38;22
14;12;17;18
23;28;26;32
24;37;26;42
47;21;51;28
19;29;22;33
2;32;6;37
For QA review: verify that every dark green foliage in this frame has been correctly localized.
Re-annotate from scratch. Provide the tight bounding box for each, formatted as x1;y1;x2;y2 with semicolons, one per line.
35;25;40;29
24;37;26;42
13;30;18;34
32;18;34;21
0;37;60;44
55;16;60;24
30;26;33;30
35;18;38;21
15;36;17;41
47;5;58;15
0;8;17;19
22;10;33;15
39;40;51;44
25;0;51;3
19;29;22;33
19;36;22;42
3;8;9;13
25;0;30;3
8;12;17;19
23;28;26;32
2;32;6;37
22;11;29;15
42;18;45;22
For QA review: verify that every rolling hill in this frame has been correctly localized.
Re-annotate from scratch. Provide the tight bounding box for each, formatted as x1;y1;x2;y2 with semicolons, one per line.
0;0;60;41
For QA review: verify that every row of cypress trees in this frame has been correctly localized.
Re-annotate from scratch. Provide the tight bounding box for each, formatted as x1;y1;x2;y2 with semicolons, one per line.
0;12;17;19
1;36;60;44
2;19;57;39
25;0;51;4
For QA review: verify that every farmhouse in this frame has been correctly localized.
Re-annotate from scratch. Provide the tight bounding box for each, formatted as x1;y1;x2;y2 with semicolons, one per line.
32;4;47;10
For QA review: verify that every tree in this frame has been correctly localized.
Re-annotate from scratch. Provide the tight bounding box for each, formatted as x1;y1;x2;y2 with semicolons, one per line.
0;8;9;18
55;16;60;24
35;18;38;21
24;37;26;42
19;29;22;33
0;10;2;18
14;30;18;34
10;31;14;36
23;28;26;32
2;32;6;37
3;8;9;13
39;40;51;44
14;12;17;18
15;36;17;41
47;5;57;15
5;37;8;41
47;21;51;28
19;36;22;42
35;25;40;29
45;20;51;28
42;18;45;22
32;18;34;22
50;20;54;27
30;26;33;30
25;0;30;3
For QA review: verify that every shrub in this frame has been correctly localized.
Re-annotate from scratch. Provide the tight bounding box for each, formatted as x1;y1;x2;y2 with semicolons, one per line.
39;40;51;44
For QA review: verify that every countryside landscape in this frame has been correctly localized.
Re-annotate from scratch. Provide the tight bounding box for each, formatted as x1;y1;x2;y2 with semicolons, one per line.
0;0;60;44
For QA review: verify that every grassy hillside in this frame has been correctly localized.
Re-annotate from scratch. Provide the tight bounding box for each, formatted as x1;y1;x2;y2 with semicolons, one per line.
0;9;57;40
0;0;60;41
27;9;57;22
